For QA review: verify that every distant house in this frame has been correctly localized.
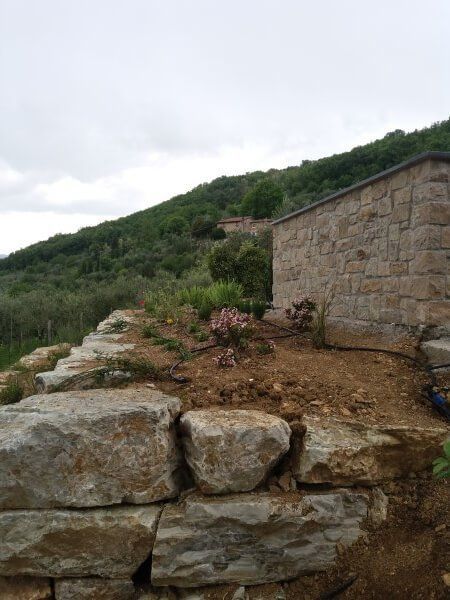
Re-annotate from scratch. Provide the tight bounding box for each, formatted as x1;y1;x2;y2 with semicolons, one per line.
216;216;271;235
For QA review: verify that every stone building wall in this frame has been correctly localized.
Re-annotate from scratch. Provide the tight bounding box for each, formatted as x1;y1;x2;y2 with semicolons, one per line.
272;153;450;329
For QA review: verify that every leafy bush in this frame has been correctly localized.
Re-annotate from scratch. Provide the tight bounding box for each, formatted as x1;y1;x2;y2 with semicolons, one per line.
211;227;227;240
197;301;213;321
213;348;237;368
195;330;209;342
207;238;270;299
251;299;267;320
285;295;317;331
187;321;200;334
238;299;252;314
236;243;270;299
0;381;23;405
210;308;254;349
256;340;275;355
208;280;244;309
432;441;450;479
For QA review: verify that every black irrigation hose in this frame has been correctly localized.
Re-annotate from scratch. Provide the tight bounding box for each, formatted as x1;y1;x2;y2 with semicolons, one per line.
429;362;450;371
169;317;448;394
169;342;217;383
318;575;358;600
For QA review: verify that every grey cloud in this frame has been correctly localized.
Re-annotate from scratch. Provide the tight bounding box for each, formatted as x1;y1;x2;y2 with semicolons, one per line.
0;0;449;247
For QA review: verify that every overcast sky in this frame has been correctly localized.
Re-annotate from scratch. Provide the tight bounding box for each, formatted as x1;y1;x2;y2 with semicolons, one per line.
0;0;449;255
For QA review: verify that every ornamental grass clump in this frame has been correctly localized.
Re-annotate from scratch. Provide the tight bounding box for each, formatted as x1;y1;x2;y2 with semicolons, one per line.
251;299;267;320
285;295;316;331
210;308;254;350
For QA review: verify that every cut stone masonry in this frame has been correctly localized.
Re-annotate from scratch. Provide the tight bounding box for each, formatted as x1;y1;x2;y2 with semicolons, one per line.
272;153;450;330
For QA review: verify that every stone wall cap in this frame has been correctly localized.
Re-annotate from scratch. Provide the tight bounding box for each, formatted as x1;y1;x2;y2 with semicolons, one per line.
272;150;450;226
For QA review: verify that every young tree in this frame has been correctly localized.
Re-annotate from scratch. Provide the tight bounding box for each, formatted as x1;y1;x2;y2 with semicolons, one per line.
207;237;271;298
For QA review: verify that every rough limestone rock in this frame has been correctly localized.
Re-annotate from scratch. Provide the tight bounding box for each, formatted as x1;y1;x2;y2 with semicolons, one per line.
421;338;450;371
0;388;182;508
17;343;71;370
35;310;136;393
0;576;52;599
292;417;449;485
54;578;135;599
180;410;291;494
151;491;368;587
0;505;161;577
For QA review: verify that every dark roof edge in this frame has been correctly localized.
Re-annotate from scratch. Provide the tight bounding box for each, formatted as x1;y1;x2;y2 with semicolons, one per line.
272;151;450;226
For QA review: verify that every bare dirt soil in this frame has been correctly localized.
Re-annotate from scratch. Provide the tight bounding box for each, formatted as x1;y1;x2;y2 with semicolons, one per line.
124;311;449;430
121;311;449;599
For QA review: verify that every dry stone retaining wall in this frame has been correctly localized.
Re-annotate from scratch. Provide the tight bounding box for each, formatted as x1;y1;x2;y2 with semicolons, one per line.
35;310;137;393
0;315;448;597
0;388;447;597
272;153;450;329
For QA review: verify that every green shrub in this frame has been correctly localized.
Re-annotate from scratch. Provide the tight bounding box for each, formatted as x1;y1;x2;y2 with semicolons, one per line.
142;324;159;338
207;238;270;299
198;301;213;321
0;381;23;405
433;441;450;479
251;299;266;320
256;340;275;355
236;243;270;299
144;288;182;322
187;321;200;334
208;280;243;309
195;330;209;342
179;286;207;310
238;299;252;314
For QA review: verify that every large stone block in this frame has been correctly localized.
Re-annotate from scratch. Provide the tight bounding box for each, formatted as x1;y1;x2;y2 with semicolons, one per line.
180;410;291;494
411;251;446;274
421;338;450;370
0;388;182;508
35;311;136;393
292;417;449;486
413;202;450;227
54;578;135;599
416;301;450;327
0;505;161;577
413;225;442;250
410;276;446;299
151;492;368;587
17;344;72;370
0;576;52;599
442;226;450;248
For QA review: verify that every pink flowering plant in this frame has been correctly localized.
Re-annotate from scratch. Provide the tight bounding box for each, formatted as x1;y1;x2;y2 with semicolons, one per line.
213;348;237;368
285;295;317;331
210;308;254;350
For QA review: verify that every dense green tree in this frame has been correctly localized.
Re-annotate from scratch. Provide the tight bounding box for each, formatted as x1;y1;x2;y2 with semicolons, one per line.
207;236;271;298
241;179;283;218
161;215;188;235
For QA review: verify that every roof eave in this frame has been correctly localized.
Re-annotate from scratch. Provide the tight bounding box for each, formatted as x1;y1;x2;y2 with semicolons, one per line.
271;150;450;226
